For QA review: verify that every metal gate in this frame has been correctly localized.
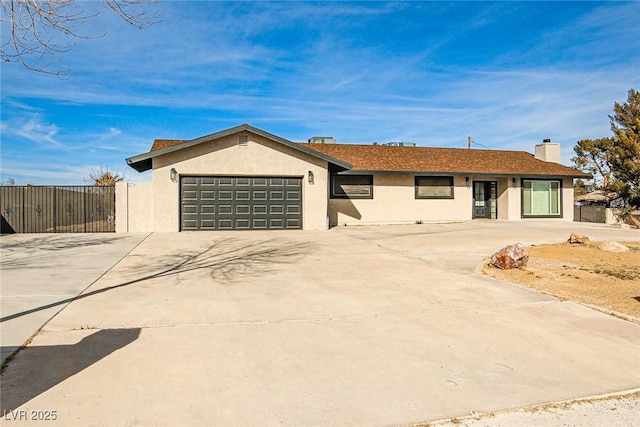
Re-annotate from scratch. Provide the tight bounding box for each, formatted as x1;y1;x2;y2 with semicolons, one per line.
0;186;115;233
573;205;606;223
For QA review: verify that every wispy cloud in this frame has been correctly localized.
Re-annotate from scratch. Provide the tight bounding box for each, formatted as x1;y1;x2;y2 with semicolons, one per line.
5;115;63;148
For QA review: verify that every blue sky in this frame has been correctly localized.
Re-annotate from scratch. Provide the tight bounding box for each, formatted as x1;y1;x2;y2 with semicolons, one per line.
1;1;639;185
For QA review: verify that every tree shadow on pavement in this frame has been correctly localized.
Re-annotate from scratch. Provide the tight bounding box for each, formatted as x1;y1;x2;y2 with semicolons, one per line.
0;328;141;413
0;234;131;270
1;237;310;323
123;236;310;282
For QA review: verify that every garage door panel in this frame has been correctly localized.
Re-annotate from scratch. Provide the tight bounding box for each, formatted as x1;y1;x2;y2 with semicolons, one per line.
235;205;250;214
253;205;267;214
200;191;215;200
182;219;198;230
235;190;250;200
200;205;215;214
269;218;284;228
218;219;233;229
218;205;233;214
253;191;267;200
269;191;283;200
235;219;251;229
253;219;267;228
218;190;233;200
182;177;198;185
200;220;215;230
182;190;198;200
181;176;302;230
286;219;300;228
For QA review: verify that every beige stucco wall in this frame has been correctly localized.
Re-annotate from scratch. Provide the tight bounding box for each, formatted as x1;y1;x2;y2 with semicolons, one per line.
151;133;329;231
562;178;575;221
328;175;575;226
329;175;473;226
115;182;154;232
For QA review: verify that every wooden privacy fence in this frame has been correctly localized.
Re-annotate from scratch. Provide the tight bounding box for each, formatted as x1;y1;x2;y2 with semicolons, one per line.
0;186;115;233
574;205;607;223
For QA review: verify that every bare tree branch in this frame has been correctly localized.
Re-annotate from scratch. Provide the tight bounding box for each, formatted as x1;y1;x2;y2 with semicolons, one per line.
84;165;127;186
1;0;160;78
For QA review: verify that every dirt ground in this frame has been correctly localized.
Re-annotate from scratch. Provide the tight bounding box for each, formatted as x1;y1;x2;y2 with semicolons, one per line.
483;241;640;319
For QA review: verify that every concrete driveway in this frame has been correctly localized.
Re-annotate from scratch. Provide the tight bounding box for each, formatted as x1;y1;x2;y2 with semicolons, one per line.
1;222;639;426
0;233;149;364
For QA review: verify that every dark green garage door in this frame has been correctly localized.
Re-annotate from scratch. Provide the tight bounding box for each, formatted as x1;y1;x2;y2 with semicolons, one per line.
180;176;302;230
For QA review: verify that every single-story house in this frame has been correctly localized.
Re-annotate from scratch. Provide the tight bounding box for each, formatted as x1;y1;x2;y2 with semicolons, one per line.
576;190;623;208
119;124;590;232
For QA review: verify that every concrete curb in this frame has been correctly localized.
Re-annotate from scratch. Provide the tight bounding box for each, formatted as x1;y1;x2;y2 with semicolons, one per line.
418;388;640;427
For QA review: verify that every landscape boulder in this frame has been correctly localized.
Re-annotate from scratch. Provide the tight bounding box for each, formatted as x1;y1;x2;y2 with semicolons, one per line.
489;243;529;270
600;241;630;253
568;232;591;245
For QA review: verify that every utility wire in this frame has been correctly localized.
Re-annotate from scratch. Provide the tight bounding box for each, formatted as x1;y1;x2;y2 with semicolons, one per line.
471;139;492;150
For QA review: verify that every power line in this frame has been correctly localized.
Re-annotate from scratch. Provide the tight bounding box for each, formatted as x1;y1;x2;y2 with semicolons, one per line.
472;140;492;149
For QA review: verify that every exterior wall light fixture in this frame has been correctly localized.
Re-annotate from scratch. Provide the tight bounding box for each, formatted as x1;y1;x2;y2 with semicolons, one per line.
170;168;178;182
308;170;314;184
465;177;470;188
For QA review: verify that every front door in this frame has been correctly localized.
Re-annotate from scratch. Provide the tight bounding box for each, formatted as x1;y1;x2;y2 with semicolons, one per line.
473;181;497;219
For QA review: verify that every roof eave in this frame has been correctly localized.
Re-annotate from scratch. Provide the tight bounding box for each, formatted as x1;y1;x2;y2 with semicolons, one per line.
339;169;591;178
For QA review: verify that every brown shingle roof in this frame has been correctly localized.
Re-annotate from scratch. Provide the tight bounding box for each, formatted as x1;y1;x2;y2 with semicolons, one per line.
151;139;185;151
298;143;589;177
145;136;587;178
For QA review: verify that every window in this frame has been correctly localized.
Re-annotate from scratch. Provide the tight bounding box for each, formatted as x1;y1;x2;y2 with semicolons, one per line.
522;179;561;217
331;174;373;199
415;176;454;199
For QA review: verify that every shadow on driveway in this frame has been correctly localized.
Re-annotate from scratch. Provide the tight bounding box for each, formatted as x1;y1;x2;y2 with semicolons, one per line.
0;234;131;270
0;328;141;413
1;237;309;324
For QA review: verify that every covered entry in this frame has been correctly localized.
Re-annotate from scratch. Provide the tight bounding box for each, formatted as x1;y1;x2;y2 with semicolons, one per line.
473;181;497;219
180;176;302;230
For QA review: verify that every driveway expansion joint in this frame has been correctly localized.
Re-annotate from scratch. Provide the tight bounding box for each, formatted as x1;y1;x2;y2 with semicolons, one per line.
42;300;555;332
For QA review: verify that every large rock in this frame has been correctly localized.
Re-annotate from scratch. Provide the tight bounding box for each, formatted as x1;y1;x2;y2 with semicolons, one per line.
489;243;529;270
600;241;630;253
568;232;590;245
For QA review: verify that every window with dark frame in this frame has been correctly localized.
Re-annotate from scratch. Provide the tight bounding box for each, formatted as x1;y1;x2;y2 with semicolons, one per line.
331;174;373;199
415;176;454;199
521;179;562;217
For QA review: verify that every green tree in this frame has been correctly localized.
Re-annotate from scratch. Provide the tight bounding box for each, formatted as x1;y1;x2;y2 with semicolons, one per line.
573;179;588;199
572;89;640;205
608;89;640;202
571;137;613;188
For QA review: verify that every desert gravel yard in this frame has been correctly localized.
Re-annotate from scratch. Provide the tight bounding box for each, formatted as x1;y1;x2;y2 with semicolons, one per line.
484;241;640;318
1;221;639;426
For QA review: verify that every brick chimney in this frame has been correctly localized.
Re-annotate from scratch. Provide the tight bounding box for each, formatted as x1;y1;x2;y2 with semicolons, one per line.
534;138;561;163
